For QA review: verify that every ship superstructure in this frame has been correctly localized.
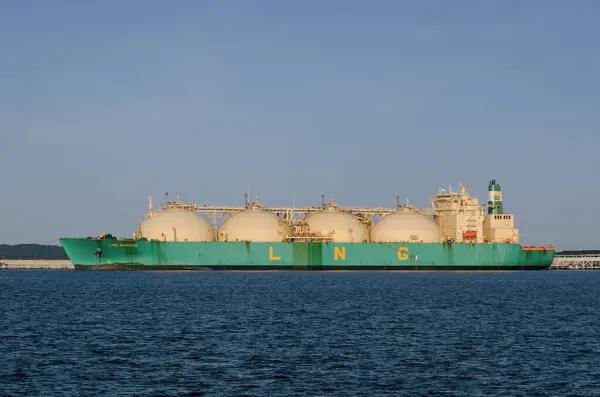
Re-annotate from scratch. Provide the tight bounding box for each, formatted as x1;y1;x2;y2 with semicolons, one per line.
138;181;519;245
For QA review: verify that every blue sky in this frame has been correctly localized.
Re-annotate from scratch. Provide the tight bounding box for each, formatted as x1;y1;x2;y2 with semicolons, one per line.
1;0;598;250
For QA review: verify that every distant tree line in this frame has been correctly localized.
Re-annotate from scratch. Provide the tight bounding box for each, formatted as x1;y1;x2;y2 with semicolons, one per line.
556;250;600;256
0;244;68;260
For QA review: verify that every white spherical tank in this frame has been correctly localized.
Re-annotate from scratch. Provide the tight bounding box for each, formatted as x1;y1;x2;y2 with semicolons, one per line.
304;207;368;242
140;210;215;242
217;209;288;242
370;210;441;243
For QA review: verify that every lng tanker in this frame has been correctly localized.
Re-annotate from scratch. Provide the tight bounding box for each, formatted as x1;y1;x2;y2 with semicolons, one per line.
59;180;555;270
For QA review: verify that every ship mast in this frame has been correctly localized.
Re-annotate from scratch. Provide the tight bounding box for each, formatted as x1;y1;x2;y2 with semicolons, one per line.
147;195;153;218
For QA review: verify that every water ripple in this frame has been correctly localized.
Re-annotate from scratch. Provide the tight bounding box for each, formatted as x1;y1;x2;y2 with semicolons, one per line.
0;270;599;396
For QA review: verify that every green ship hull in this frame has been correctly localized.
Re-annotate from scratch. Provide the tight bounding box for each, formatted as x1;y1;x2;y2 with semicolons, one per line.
59;238;555;271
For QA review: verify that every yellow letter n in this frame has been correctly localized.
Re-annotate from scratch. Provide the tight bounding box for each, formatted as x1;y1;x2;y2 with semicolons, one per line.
334;246;346;261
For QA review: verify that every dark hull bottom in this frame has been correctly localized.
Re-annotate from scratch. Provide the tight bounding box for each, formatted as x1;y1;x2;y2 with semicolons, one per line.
74;264;551;271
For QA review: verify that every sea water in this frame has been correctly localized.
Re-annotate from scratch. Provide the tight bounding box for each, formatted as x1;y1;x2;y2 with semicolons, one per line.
1;270;599;396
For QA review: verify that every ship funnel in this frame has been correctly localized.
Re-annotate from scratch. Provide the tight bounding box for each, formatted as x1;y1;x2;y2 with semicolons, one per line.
488;179;504;214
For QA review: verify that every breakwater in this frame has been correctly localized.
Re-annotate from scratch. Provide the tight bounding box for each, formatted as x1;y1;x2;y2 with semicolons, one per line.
0;260;73;269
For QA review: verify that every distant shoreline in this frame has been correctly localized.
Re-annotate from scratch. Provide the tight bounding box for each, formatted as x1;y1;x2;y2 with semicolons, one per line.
0;244;68;260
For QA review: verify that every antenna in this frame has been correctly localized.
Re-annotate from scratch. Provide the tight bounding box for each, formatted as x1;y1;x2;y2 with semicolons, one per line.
291;183;295;221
